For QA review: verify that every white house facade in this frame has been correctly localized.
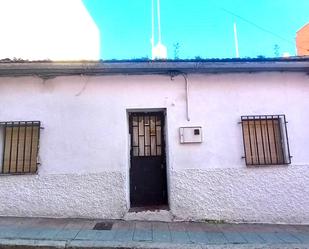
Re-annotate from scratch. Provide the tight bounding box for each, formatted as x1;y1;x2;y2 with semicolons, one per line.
0;59;308;224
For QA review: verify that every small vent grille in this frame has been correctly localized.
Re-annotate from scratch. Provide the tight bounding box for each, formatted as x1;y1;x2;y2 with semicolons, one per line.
93;222;113;230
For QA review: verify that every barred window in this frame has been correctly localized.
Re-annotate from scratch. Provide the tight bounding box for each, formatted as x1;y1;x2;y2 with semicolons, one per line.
0;121;41;174
130;114;163;157
241;115;291;166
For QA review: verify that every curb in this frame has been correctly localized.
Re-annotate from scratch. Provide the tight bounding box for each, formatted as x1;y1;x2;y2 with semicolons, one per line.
0;239;66;249
1;239;309;249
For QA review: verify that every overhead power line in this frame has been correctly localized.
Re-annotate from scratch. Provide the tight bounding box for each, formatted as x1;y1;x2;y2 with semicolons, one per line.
219;7;296;47
207;1;308;52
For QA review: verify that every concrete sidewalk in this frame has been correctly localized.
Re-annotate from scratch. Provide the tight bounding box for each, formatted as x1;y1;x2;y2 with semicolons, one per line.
0;217;309;249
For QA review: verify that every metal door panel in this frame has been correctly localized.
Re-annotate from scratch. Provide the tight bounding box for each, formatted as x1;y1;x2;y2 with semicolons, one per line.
129;112;167;207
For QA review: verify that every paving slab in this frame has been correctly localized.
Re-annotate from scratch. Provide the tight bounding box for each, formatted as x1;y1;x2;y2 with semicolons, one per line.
204;232;227;244
39;229;62;240
240;232;265;244
75;230;102;241
291;233;309;243
0;228;22;239
1;239;309;249
217;223;249;233
152;222;172;242
293;225;309;233
168;222;191;244
221;232;247;244
274;232;302;243
95;230;116;241
0;217;309;249
17;228;42;240
15;218;40;228
54;229;80;240
202;224;221;233
187;231;210;244
0;217;25;227
133;221;153;241
63;219;91;230
256;232;283;244
113;221;135;242
30;218;69;229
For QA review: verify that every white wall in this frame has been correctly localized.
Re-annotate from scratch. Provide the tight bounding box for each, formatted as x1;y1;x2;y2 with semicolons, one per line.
0;72;308;223
0;0;100;60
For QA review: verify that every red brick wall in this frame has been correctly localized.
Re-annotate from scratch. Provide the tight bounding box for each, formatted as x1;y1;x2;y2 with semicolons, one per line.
296;24;309;56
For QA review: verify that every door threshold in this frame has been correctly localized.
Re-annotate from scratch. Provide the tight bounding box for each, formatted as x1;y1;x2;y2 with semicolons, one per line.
125;205;172;221
129;205;169;213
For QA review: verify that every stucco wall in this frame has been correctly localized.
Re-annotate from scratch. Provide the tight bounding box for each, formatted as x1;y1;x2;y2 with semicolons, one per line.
170;167;309;223
0;72;308;223
0;173;126;219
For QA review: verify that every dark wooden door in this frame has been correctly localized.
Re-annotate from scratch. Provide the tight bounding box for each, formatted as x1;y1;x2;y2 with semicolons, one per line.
129;112;167;207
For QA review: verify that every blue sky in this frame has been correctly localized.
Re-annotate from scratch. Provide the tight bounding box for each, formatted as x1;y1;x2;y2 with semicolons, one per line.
82;0;309;60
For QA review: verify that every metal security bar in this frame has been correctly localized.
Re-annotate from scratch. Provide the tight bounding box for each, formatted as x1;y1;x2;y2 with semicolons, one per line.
130;113;163;157
0;121;41;174
240;115;291;166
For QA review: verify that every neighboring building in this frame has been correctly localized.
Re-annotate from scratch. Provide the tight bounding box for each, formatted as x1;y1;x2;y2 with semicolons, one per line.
296;23;309;56
0;0;100;60
0;59;309;224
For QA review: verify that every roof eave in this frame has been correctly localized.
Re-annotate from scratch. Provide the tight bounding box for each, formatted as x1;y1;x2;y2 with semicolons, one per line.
0;60;309;77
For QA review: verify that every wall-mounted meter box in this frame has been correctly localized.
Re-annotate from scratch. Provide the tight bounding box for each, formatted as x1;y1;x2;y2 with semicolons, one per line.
179;126;203;144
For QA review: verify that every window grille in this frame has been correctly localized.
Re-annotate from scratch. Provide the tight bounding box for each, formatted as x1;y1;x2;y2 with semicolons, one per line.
0;121;41;174
241;115;291;166
130;114;163;157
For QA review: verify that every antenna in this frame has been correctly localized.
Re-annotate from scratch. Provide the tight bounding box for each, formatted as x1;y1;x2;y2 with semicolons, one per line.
151;0;167;59
234;22;240;58
151;0;154;49
157;0;161;43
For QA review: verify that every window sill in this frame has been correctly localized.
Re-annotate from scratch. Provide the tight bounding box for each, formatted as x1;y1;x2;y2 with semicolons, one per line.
0;172;38;176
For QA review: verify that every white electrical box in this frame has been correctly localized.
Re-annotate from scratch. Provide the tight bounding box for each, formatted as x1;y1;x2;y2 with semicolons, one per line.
179;126;203;144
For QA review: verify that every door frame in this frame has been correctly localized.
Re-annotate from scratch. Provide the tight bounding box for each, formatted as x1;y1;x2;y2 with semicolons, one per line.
126;108;169;210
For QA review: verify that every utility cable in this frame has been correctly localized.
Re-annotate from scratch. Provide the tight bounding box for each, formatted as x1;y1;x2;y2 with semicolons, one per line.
208;1;308;52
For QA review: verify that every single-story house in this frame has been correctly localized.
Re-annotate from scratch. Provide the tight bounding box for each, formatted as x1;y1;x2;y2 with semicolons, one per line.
0;58;308;224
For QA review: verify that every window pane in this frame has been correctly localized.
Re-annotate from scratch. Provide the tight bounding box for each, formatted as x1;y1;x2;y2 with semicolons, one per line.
145;146;151;156
151;136;156;156
0;127;4;172
156;146;162;156
16;126;26;173
138;136;144;156
132;116;138;126
145;126;150;146
133;147;139;156
150;116;156;135
156;126;161;146
30;126;39;173
131;114;163;158
144;116;149;125
3;127;12;173
133;127;138;146
138;116;144;136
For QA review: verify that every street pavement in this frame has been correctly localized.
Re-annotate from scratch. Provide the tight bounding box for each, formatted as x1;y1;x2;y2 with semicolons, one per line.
0;217;308;248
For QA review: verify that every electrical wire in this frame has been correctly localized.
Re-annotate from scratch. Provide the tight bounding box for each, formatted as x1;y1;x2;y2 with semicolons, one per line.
210;3;308;52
